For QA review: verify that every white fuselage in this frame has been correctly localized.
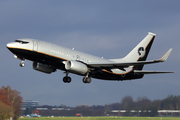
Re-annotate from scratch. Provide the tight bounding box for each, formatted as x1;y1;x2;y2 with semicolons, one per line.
6;38;138;81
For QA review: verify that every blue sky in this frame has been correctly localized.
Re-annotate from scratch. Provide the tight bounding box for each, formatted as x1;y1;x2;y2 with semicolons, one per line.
0;0;179;106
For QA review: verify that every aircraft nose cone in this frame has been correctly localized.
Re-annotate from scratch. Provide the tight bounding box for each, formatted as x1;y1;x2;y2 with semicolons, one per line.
6;42;15;48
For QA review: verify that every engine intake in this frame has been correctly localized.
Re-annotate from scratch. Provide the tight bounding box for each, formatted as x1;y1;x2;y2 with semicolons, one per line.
33;62;56;74
64;60;88;75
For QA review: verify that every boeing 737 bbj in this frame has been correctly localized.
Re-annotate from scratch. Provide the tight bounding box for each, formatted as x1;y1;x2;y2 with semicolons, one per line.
6;32;173;83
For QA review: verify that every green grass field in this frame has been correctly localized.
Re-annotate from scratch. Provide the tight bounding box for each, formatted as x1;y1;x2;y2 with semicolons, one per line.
19;116;180;120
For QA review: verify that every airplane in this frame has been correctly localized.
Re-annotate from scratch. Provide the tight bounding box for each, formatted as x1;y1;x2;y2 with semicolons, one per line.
6;32;173;83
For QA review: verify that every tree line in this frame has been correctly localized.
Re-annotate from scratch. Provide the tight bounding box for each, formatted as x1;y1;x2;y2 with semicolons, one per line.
106;95;180;116
72;95;180;116
23;95;180;117
0;86;22;120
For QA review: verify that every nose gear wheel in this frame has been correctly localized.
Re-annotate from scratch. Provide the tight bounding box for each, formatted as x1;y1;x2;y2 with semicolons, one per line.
20;60;25;67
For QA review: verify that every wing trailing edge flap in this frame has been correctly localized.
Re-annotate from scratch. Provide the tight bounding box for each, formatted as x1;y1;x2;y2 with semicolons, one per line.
88;48;172;69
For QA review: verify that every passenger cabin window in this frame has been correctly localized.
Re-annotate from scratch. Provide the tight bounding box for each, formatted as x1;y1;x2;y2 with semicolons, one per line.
15;40;29;44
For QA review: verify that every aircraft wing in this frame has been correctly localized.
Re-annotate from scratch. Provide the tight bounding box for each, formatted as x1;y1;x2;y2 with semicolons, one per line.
88;48;172;69
134;70;174;74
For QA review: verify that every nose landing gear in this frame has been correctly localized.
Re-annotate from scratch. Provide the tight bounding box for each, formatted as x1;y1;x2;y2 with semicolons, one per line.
14;55;25;67
20;60;25;67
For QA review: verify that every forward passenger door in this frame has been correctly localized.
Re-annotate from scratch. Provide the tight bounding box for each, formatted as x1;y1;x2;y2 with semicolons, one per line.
33;40;38;51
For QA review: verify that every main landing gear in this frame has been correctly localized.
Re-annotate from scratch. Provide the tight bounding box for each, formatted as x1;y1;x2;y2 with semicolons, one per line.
63;76;72;83
63;72;72;83
83;72;91;83
82;77;91;83
63;72;91;84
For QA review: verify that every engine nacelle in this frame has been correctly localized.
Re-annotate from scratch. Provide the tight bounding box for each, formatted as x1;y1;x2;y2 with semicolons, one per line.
33;62;56;74
64;60;88;75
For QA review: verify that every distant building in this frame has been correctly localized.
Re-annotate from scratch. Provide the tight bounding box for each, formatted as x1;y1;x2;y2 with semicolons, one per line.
22;100;39;108
111;110;180;116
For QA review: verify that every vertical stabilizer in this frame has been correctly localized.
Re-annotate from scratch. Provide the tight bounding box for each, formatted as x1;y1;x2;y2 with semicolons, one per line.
124;32;156;70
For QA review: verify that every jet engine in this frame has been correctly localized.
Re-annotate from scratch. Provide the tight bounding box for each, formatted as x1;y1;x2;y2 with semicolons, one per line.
64;60;88;75
33;62;56;74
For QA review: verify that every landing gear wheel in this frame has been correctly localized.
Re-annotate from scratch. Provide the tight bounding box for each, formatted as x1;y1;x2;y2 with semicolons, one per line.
86;77;91;83
83;77;86;83
63;77;66;83
67;77;71;83
63;71;71;83
83;77;91;83
63;77;71;83
20;62;25;67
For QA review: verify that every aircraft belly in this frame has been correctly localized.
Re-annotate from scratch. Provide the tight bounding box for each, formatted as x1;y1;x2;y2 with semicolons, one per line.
90;70;144;80
8;48;65;70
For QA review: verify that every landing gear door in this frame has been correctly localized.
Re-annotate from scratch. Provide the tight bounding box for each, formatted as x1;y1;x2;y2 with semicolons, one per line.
33;40;38;51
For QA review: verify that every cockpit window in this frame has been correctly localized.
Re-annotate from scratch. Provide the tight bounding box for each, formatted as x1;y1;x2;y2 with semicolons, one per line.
15;40;29;44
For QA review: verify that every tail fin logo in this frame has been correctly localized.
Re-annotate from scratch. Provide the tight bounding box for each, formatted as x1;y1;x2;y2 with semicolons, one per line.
138;47;146;58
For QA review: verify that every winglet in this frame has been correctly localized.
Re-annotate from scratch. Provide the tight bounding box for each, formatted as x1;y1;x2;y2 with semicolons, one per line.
160;48;172;62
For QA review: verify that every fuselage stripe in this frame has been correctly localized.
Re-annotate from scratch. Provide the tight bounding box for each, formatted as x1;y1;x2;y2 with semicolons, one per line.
7;47;68;61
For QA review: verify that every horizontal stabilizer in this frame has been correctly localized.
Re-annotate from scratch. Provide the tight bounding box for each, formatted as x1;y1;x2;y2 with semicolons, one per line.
134;70;174;74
